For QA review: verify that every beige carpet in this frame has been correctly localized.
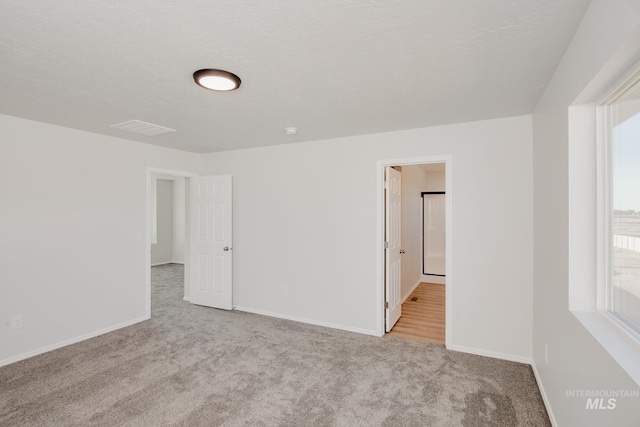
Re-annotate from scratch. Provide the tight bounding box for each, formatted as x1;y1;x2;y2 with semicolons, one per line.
0;264;550;426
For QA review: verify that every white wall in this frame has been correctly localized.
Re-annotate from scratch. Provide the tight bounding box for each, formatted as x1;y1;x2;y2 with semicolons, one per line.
0;114;198;365
199;115;533;361
151;179;174;265
172;178;186;264
532;0;640;425
0;97;532;371
400;165;427;299
424;171;446;192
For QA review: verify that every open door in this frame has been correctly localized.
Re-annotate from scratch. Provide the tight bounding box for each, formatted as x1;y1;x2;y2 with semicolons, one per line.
385;166;402;331
189;175;233;310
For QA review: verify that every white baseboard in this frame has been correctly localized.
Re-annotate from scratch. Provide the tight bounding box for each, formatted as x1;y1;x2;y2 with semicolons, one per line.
183;296;190;302
0;315;149;368
402;279;423;303
233;306;381;337
531;361;557;427
446;344;532;365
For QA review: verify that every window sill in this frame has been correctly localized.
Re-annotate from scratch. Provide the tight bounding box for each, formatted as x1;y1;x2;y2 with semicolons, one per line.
572;310;640;386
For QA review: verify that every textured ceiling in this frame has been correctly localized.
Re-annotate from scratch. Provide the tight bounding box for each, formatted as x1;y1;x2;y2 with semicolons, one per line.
0;0;590;153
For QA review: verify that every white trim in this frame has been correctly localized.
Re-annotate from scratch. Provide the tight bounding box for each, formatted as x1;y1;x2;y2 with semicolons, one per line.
446;344;532;365
0;315;149;368
183;296;190;302
402;279;423;303
531;362;558;427
600;66;640;105
150;178;158;244
233;306;381;337
147;168;197;179
598;69;640;335
376;155;453;348
596;104;610;311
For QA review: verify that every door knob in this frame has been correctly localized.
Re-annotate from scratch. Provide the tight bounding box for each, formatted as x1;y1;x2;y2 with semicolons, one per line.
223;246;231;251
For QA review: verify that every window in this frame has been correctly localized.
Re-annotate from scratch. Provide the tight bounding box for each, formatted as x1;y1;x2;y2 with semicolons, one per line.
603;70;640;337
568;59;640;386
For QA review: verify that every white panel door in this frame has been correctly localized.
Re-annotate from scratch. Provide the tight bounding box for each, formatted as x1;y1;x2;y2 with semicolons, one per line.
385;166;402;332
189;175;232;310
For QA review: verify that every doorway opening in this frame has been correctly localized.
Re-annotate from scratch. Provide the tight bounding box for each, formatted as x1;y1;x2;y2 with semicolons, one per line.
145;168;197;318
151;176;186;268
377;157;452;347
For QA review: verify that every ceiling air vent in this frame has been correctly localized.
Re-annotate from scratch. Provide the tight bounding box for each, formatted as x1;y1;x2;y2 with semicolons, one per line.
109;120;176;136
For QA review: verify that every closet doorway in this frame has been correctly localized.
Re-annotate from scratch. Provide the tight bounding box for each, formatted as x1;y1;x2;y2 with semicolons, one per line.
145;168;197;318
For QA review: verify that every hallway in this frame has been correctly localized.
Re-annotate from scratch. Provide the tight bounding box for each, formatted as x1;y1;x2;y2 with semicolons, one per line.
388;283;445;344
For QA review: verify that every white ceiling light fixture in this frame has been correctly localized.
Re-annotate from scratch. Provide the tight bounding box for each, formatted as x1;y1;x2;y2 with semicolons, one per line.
193;69;241;91
285;127;298;135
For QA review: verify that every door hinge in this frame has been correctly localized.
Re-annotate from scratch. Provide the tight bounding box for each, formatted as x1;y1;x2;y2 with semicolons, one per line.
385;301;389;309
384;180;389;189
384;241;389;249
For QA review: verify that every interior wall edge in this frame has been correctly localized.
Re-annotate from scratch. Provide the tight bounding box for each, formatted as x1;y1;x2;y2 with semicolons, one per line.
0;315;149;368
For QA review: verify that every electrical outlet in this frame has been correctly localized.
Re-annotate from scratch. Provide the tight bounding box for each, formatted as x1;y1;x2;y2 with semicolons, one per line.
11;315;23;330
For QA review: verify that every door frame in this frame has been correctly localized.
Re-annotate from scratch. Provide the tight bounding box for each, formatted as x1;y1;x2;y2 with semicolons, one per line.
145;167;198;318
376;156;453;347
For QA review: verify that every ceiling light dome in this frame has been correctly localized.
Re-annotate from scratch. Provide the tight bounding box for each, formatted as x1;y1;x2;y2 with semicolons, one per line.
193;69;241;91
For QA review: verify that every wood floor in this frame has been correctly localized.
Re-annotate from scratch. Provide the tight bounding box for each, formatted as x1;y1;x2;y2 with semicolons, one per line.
388;282;445;344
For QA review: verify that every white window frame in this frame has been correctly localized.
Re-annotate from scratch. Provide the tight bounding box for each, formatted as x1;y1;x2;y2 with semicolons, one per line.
568;61;640;387
598;69;640;338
